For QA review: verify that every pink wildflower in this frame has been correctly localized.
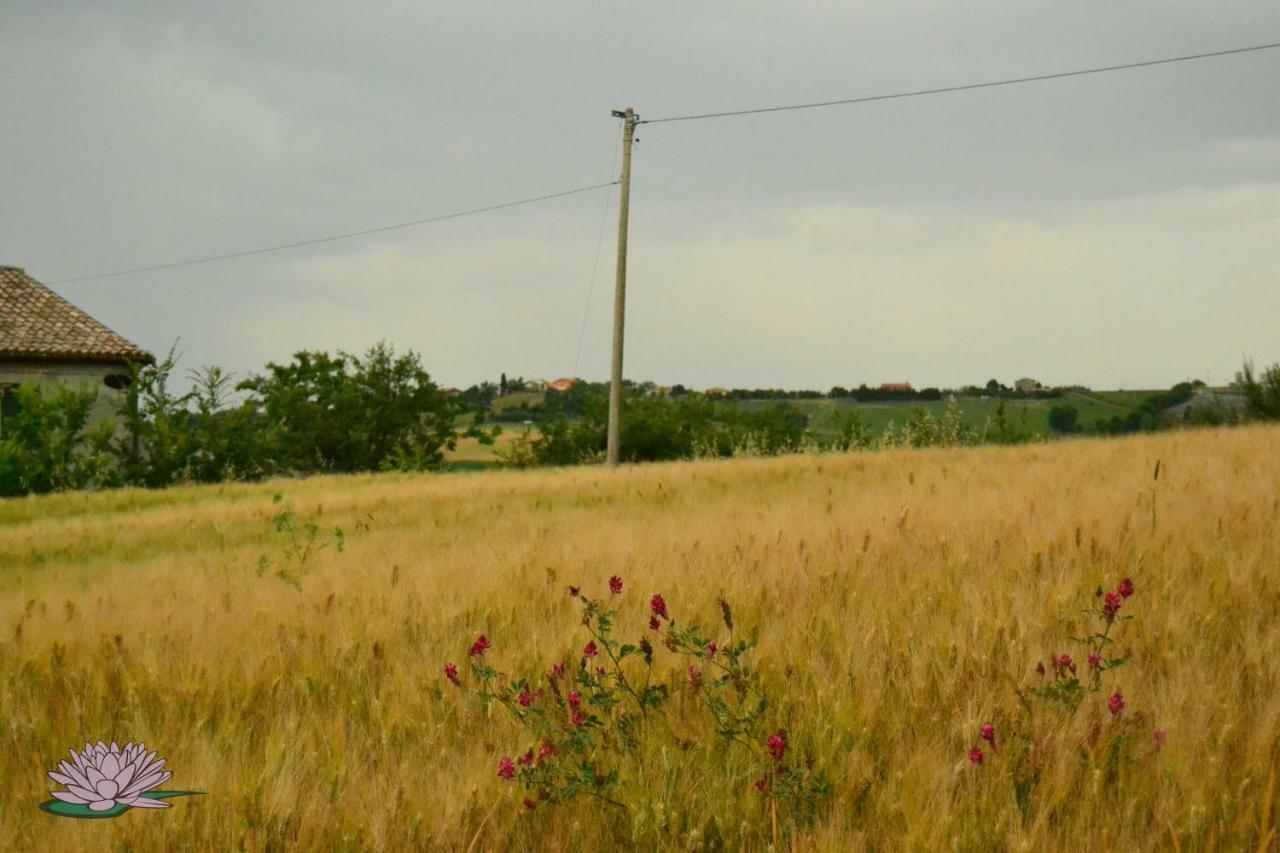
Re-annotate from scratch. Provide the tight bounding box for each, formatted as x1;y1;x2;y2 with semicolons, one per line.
497;756;516;781
1103;592;1123;622
968;746;984;766
550;661;566;680
754;779;767;792
650;594;668;620
1056;654;1074;671
1118;578;1134;598
518;689;534;707
517;750;533;766
567;690;582;709
537;742;556;761
766;732;787;763
706;642;717;658
688;664;701;683
583;641;599;660
523;798;537;810
1088;653;1102;670
444;662;459;685
609;575;623;595
1108;692;1125;717
980;724;995;746
648;616;661;631
468;635;490;657
570;711;586;727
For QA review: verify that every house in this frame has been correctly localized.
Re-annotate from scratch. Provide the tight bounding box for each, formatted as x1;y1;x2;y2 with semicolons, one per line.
547;377;576;393
703;387;729;397
879;382;913;393
0;265;153;434
1014;378;1042;393
525;379;549;391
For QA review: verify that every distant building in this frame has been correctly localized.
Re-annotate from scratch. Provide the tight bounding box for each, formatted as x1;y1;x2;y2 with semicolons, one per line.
548;378;576;392
703;387;729;397
526;379;549;391
1015;377;1042;393
1;265;153;435
442;387;462;397
879;383;913;393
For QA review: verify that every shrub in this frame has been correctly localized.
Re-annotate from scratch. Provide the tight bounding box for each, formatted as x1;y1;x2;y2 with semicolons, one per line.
445;578;829;843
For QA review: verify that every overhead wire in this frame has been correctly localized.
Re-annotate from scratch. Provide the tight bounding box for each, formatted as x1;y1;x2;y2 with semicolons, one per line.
641;42;1280;124
571;124;623;379
49;181;619;285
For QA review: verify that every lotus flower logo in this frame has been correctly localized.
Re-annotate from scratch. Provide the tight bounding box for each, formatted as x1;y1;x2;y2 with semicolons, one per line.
40;741;202;819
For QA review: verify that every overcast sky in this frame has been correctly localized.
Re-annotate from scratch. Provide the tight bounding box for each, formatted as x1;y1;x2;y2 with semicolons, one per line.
2;2;1277;391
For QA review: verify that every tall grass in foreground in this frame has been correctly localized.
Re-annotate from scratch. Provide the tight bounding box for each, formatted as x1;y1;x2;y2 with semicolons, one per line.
1;426;1278;850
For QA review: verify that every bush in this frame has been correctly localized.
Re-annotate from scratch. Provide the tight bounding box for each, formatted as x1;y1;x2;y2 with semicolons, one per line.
1237;361;1280;420
0;383;115;496
1048;404;1080;434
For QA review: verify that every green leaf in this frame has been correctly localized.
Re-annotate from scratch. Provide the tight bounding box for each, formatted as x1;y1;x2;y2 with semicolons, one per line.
39;791;203;820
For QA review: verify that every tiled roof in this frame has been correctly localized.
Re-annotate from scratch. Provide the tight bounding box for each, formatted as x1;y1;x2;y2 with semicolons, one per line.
0;266;152;364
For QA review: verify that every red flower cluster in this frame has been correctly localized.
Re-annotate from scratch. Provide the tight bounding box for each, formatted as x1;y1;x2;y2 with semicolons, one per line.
1056;654;1075;671
705;642;717;658
444;662;460;685
980;724;995;746
1117;578;1134;598
648;616;661;631
469;635;491;657
497;756;516;781
1103;591;1124;622
688;664;701;683
518;689;534;707
550;661;566;680
650;594;668;620
537;742;556;761
1088;652;1102;670
968;746;984;766
583;641;599;660
766;732;787;763
609;575;623;595
1108;691;1125;717
567;690;582;709
570;711;586;727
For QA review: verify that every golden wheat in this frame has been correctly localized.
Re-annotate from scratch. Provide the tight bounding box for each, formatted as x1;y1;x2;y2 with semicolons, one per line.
1;426;1278;850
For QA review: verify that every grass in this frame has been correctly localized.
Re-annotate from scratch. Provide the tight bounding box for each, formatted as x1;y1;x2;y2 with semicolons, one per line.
2;425;1278;849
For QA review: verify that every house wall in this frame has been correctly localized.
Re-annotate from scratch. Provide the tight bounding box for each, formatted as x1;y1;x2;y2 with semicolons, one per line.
0;360;132;434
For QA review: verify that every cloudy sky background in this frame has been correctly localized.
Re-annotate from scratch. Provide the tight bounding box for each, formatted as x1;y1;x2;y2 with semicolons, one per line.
2;2;1277;391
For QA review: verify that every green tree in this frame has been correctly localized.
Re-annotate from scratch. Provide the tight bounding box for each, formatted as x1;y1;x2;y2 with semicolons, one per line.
238;342;462;473
1048;404;1080;434
0;383;115;496
1237;361;1280;420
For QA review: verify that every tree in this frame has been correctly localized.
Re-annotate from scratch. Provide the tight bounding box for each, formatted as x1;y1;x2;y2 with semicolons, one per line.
1048;404;1080;434
1238;360;1280;420
238;342;462;473
0;383;115;496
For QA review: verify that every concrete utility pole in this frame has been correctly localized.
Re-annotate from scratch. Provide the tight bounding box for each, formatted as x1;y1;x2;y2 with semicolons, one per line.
607;107;639;466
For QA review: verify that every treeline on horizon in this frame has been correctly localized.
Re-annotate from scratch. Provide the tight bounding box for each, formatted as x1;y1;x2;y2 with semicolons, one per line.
1;341;1278;498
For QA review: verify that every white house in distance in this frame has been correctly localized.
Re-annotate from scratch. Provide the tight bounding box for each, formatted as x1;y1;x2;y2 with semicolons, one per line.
0;265;153;434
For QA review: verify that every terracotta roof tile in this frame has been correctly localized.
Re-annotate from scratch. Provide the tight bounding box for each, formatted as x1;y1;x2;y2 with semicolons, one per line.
0;266;153;364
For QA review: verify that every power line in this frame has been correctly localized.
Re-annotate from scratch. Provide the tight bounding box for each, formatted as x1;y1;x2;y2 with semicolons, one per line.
641;42;1280;125
572;124;623;379
50;181;619;285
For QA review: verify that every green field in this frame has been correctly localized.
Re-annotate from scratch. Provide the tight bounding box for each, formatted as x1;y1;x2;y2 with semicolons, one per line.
730;390;1153;441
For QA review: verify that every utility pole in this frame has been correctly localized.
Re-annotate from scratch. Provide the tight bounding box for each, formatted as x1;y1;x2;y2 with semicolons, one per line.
607;107;639;466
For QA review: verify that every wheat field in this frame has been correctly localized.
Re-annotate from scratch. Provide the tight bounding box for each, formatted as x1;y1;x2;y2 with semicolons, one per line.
1;426;1278;851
